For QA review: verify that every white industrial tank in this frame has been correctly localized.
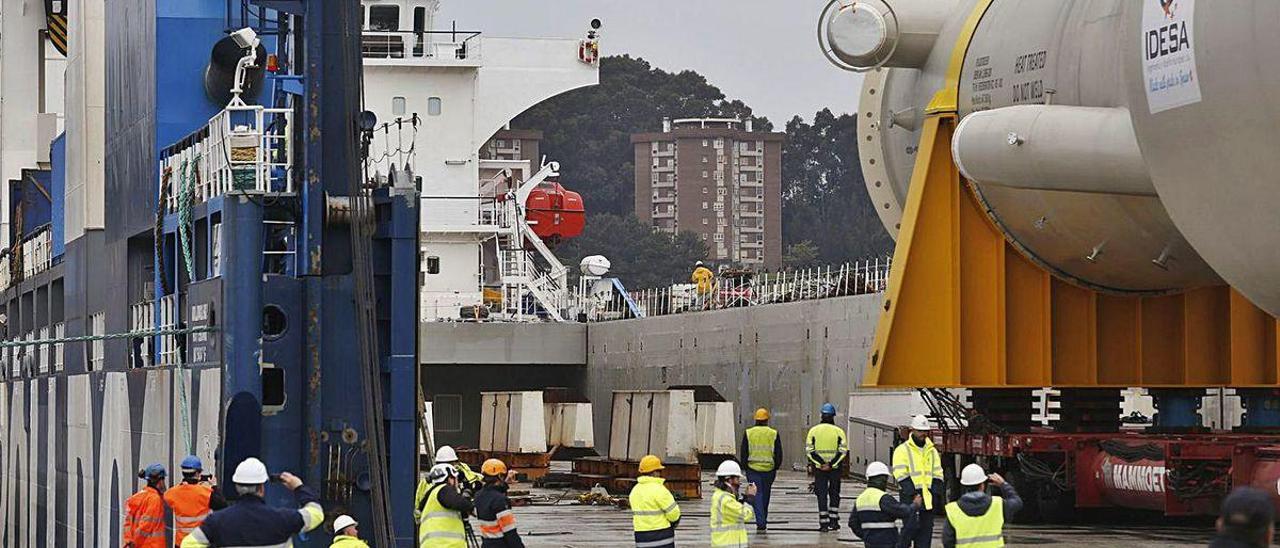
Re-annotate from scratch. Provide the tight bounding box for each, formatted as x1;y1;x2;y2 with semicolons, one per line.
821;0;1280;316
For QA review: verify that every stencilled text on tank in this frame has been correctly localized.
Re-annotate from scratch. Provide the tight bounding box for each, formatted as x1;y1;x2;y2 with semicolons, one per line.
970;56;1001;111
1011;49;1047;104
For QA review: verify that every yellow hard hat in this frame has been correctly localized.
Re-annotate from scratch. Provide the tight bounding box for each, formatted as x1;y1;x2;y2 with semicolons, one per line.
638;454;664;474
481;458;508;477
754;408;770;421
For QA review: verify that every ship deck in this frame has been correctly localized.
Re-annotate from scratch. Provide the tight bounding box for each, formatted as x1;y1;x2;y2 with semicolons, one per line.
515;467;1213;547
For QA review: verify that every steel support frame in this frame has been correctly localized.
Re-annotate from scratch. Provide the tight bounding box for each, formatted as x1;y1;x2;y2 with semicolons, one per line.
863;2;1280;389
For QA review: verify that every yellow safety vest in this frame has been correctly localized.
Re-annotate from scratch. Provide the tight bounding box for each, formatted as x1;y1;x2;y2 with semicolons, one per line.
418;485;466;548
745;426;778;472
629;476;681;532
806;423;848;466
945;497;1004;547
710;487;754;547
892;438;943;510
330;534;371;548
457;462;483;485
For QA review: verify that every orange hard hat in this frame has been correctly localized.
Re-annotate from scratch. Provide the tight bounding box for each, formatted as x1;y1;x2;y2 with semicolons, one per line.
754;408;770;421
481;458;508;477
638;454;664;474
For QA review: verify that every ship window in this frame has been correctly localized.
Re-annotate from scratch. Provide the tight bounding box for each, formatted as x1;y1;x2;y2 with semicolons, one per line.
392;96;406;116
262;304;287;340
261;366;286;409
426;256;440;274
427;97;442;116
368;5;399;31
413;6;426;32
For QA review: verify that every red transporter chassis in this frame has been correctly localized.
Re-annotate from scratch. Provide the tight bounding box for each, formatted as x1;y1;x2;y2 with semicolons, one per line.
939;430;1280;516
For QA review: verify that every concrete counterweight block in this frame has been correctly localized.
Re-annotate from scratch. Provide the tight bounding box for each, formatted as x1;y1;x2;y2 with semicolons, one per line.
695;401;737;455
545;402;595;449
480;391;548;453
609;390;698;464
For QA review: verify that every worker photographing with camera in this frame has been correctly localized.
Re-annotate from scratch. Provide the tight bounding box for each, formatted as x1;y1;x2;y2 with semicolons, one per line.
165;455;227;547
180;457;324;547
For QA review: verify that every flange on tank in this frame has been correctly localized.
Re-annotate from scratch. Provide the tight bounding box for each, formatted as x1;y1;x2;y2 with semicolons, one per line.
820;0;1242;300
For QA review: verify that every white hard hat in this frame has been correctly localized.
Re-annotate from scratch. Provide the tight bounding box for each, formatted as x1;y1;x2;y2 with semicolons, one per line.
232;457;269;484
333;514;358;534
715;459;744;478
696;261;704;266
910;415;931;431
429;463;458;484
866;461;890;478
960;463;987;486
435;445;458;463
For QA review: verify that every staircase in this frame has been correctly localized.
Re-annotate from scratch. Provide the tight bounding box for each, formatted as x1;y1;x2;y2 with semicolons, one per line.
493;166;570;321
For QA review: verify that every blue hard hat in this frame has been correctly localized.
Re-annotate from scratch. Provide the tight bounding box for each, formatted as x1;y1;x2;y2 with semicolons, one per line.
181;455;203;471
821;403;836;415
144;463;167;479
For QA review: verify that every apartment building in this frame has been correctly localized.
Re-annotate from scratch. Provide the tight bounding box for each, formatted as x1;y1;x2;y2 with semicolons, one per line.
632;117;783;268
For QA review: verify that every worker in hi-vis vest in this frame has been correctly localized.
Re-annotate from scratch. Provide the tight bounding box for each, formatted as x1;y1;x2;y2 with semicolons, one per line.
739;407;781;532
850;461;920;548
709;460;756;547
806;402;848;532
942;463;1023;548
629;455;682;547
893;415;945;547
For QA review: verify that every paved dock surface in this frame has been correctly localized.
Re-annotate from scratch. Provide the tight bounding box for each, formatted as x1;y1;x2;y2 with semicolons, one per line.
515;468;1213;547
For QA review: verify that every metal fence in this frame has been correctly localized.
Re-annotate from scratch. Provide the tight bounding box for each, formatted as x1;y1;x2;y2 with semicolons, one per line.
589;257;892;321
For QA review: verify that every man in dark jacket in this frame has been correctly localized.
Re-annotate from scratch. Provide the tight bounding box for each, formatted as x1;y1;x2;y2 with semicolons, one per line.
474;459;526;547
180;457;323;547
941;464;1023;548
849;461;920;548
1209;487;1275;548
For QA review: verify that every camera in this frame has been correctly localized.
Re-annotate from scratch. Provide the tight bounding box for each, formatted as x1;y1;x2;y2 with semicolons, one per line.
269;473;283;483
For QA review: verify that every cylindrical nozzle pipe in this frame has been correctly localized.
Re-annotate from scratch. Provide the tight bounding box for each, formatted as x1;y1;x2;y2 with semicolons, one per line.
824;0;959;70
952;105;1155;196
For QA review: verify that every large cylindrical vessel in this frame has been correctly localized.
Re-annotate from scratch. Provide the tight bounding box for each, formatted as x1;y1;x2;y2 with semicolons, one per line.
829;0;1280;315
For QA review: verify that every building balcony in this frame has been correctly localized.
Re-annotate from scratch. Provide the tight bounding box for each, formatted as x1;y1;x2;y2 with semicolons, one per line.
653;210;676;219
739;209;763;218
739;240;764;249
739;178;763;187
740;194;763;202
653;195;675;203
740;224;764;233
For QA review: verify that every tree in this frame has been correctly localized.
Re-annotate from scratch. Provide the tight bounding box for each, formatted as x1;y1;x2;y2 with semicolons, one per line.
555;213;709;289
781;109;893;264
783;240;821;269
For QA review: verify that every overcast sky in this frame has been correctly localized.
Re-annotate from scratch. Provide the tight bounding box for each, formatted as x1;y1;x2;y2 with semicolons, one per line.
437;0;864;126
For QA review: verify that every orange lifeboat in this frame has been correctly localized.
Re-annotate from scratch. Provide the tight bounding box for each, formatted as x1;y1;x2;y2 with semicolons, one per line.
521;179;584;246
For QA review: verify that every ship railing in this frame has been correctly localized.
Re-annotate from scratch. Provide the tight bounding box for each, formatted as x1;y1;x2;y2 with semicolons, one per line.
88;312;105;371
0;251;9;289
130;294;182;368
582;257;892;321
20;226;53;280
361;29;481;62
159;104;293;213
